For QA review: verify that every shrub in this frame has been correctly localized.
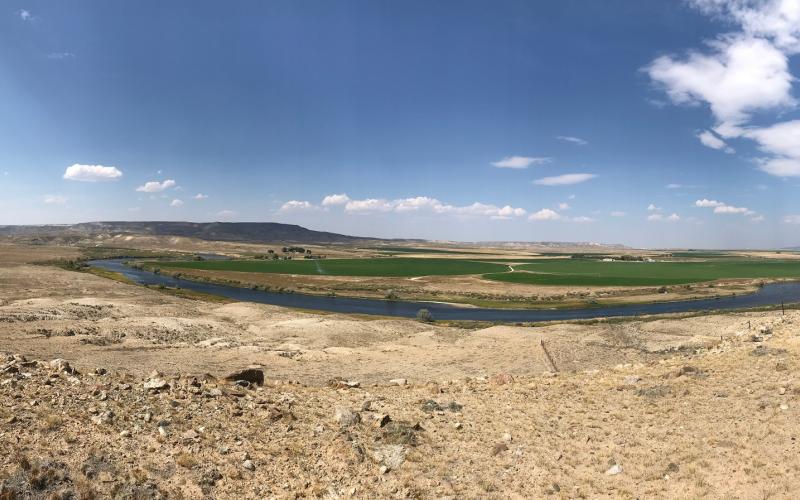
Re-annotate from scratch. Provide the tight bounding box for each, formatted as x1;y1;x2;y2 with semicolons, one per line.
385;289;398;300
416;308;433;322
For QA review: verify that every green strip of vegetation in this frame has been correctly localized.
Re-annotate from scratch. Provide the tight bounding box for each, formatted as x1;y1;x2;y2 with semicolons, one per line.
148;257;509;277
484;258;800;286
143;284;232;303
365;246;490;255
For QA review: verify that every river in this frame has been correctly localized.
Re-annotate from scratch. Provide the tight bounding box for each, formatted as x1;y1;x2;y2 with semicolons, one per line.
89;259;800;322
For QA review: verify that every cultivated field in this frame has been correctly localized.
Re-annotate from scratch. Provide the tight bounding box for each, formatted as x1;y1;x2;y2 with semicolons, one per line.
153;257;510;277
485;258;800;286
145;251;800;307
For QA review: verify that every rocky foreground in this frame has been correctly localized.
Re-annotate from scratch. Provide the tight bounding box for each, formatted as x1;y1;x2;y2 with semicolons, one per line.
1;313;799;499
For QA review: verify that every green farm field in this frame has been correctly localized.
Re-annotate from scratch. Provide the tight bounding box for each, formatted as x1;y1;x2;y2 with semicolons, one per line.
150;257;508;277
484;258;800;286
149;255;800;287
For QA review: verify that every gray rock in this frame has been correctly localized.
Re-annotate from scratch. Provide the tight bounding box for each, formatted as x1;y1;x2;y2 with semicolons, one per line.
91;411;114;425
49;359;76;374
370;444;407;470
143;378;169;392
605;464;623;475
243;459;255;471
334;407;361;427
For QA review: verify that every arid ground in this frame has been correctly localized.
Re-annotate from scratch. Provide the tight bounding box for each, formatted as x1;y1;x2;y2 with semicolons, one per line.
1;243;799;498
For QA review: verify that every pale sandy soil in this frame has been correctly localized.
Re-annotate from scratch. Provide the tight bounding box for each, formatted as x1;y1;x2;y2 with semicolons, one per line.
1;244;799;498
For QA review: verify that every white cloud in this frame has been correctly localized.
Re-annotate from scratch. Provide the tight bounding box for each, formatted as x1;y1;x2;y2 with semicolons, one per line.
690;0;800;54
695;198;725;207
784;214;800;224
393;196;442;212
648;1;800;178
647;203;661;211
557;202;571;210
610;211;627;217
572;216;595;223
217;209;237;218
43;194;67;205
170;199;183;207
337;195;527;219
18;9;32;21
438;202;527;218
63;164;123;182
647;36;794;133
279;200;319;212
491;156;552;169
556;136;588;146
713;204;753;214
136;179;176;193
533;173;596;186
344;198;395;213
194;193;208;200
648;213;681;222
321;193;351;206
493;205;528;219
695;198;755;215
739;119;800;176
529;208;561;221
697;130;735;153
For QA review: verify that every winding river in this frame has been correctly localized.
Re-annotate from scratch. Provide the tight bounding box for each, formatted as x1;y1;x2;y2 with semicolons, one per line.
90;259;800;322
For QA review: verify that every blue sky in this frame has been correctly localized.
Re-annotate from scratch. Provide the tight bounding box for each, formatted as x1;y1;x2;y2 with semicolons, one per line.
2;0;800;248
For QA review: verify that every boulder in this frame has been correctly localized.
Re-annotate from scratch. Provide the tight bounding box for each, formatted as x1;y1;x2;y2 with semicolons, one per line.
224;368;264;386
334;407;361;427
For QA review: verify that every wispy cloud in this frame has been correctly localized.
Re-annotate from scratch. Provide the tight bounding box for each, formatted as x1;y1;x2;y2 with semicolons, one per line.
697;130;734;153
43;194;67;205
47;52;75;60
556;135;588;146
491;156;551;169
648;213;680;222
18;9;32;21
533;173;596;186
784;215;800;224
136;179;176;193
170;199;183;207
194;193;208;200
63;164;122;182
